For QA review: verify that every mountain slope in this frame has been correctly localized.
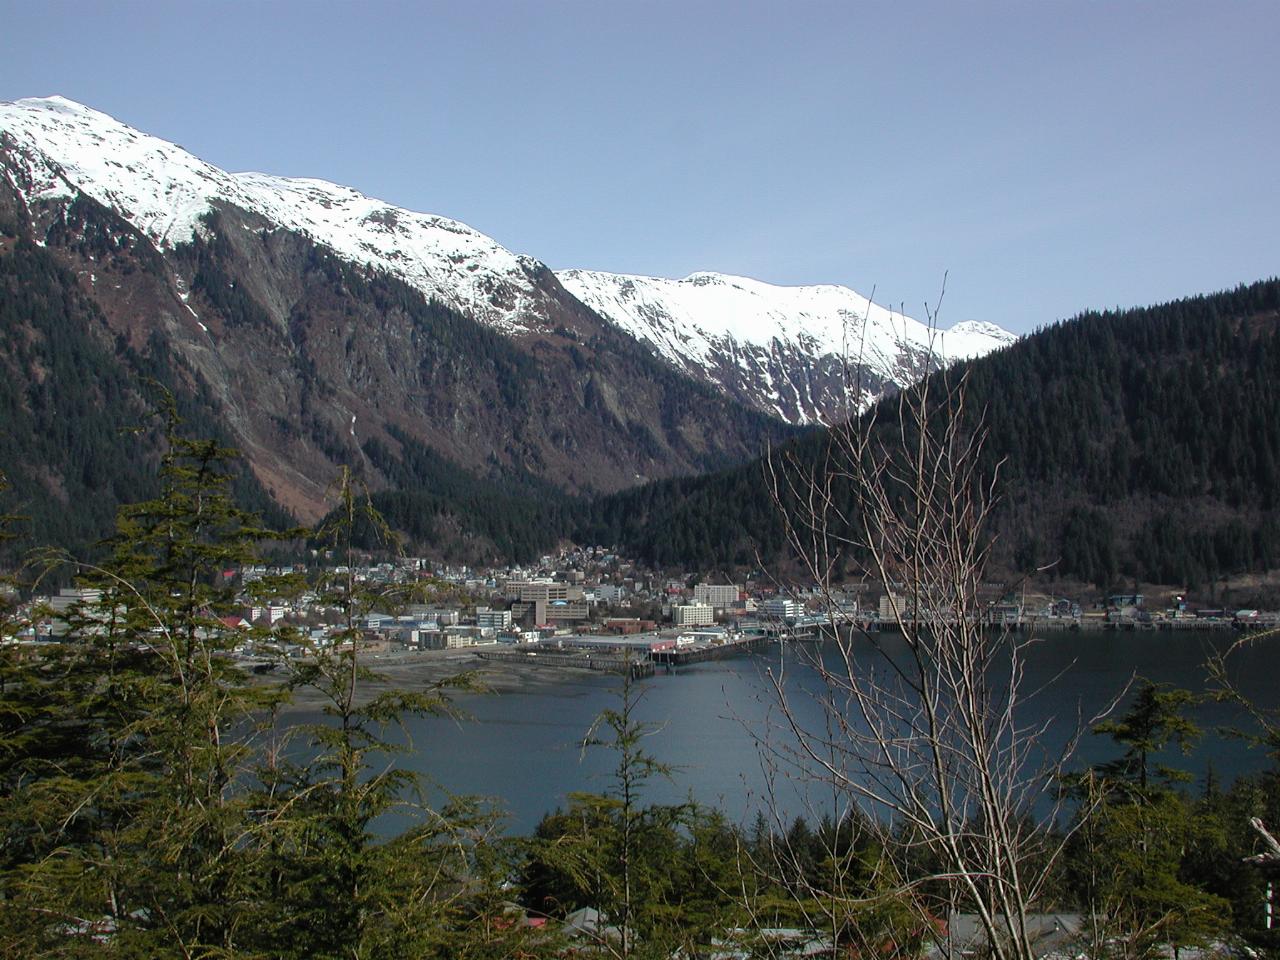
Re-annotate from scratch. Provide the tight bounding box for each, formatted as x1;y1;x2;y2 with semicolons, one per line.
0;96;798;558
558;268;1015;423
0;97;1017;431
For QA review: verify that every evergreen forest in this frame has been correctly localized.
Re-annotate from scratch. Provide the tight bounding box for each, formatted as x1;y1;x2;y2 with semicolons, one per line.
578;278;1280;592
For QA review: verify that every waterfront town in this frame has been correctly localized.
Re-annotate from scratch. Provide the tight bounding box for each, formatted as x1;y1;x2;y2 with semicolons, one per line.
13;543;1280;679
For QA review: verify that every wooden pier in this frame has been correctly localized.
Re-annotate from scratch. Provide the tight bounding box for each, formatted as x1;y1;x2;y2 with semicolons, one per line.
761;621;829;641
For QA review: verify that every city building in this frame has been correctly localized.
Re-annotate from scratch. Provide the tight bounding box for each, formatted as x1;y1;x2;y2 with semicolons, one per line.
763;598;803;622
476;608;513;630
594;583;626;603
504;580;584;603
673;603;715;626
693;583;741;609
46;588;105;637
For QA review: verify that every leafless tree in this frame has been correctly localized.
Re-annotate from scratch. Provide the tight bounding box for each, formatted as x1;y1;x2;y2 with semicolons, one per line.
758;317;1097;960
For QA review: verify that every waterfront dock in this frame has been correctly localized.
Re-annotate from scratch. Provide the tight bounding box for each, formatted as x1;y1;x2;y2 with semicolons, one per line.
651;633;769;667
473;632;768;677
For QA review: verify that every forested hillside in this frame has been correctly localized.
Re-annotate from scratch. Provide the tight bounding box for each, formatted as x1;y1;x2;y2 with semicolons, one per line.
578;278;1280;591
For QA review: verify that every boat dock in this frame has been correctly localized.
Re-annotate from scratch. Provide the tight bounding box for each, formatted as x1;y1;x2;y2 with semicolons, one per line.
472;631;769;676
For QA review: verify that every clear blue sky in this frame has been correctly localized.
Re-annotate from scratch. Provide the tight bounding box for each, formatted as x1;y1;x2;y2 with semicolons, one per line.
2;0;1276;333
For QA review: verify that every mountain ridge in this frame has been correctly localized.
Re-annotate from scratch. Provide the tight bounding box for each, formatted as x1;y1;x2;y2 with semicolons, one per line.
0;95;559;336
574;277;1280;593
557;268;1016;423
2;95;1016;427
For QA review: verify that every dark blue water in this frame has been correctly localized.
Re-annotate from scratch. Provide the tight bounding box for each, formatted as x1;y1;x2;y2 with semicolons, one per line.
365;630;1278;835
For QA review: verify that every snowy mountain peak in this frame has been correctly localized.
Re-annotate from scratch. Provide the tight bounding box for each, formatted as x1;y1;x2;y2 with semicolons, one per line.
0;96;553;334
556;268;1016;423
16;94;94;115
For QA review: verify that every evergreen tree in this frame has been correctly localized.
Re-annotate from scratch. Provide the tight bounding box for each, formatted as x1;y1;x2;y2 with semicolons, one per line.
247;469;514;959
1066;682;1231;958
0;406;291;955
521;661;715;957
1092;682;1202;797
0;429;521;957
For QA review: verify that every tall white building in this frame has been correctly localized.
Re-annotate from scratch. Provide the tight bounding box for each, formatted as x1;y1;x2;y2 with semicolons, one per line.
693;583;740;609
763;598;803;622
878;593;907;622
673;603;715;626
476;608;513;630
594;583;626;603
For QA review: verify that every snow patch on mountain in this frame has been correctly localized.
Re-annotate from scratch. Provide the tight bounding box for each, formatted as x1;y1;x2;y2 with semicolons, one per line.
0;96;550;334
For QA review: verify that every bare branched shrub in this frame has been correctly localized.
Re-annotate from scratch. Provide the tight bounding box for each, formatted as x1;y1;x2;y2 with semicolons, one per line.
760;330;1094;960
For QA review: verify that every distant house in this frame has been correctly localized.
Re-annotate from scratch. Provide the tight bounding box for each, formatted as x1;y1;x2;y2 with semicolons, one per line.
561;907;625;947
1108;593;1144;609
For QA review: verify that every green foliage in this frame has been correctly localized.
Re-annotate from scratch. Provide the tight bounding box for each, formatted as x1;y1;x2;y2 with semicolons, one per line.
515;677;934;958
1077;790;1231;958
356;427;572;563
0;428;522;956
1091;681;1203;795
1065;683;1233;957
0;406;291;954
249;468;513;959
521;665;706;957
735;812;931;959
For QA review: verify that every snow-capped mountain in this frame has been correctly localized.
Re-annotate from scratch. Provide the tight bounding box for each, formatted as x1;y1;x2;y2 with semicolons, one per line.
0;95;554;335
557;269;1016;423
0;95;800;530
1;96;1015;428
